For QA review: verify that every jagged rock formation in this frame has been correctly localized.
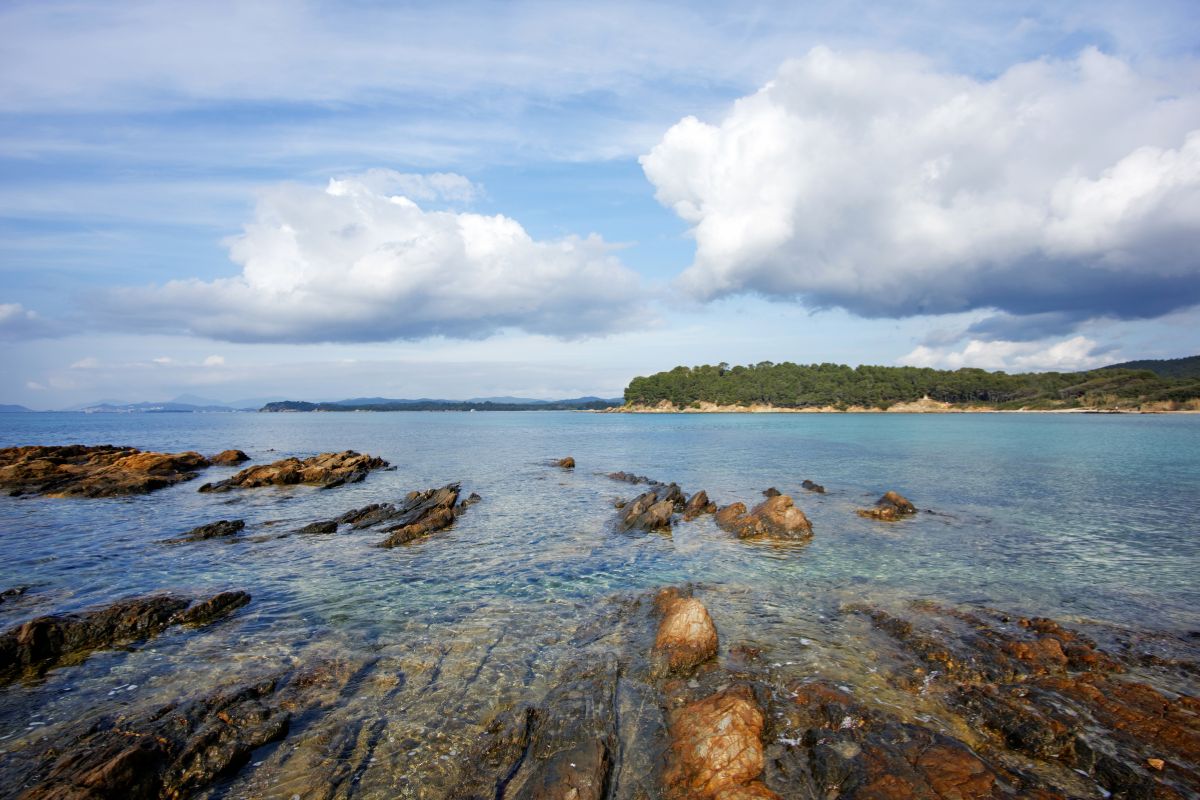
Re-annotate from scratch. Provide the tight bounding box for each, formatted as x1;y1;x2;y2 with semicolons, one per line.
0;591;249;684
608;472;715;531
714;495;813;540
160;519;245;543
198;450;388;492
0;445;211;497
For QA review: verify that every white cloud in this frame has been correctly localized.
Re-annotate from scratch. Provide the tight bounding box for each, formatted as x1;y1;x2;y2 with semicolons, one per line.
0;303;59;340
642;47;1200;323
203;355;225;367
104;173;646;343
69;357;100;369
900;335;1110;372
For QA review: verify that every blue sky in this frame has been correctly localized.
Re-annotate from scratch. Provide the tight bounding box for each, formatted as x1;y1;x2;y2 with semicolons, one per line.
2;0;1199;407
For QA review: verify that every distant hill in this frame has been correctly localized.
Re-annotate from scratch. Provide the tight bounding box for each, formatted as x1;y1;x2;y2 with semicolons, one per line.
73;401;244;413
0;404;33;413
262;396;622;412
621;361;1200;411
1101;355;1200;379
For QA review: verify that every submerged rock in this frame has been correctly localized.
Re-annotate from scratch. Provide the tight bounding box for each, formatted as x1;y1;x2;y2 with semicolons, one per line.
0;590;249;684
379;483;465;547
761;487;781;498
800;479;826;493
198;450;388;492
161;518;245;543
295;520;339;535
1;586;29;605
714;495;813;541
209;448;250;465
17;658;361;800
654;588;718;676
555;456;576;469
857;490;917;521
0;444;211;497
606;471;656;485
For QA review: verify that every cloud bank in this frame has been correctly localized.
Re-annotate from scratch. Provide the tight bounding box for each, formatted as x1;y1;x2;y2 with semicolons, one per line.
901;335;1112;372
105;173;645;343
642;47;1200;326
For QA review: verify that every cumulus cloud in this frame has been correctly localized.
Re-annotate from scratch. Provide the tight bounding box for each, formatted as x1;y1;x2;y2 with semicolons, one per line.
642;47;1200;325
202;355;225;367
901;335;1112;372
0;303;60;340
104;174;646;343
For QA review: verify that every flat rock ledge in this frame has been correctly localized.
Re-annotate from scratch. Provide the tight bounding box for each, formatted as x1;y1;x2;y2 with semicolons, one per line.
0;590;250;684
198;450;388;492
0;444;212;498
857;490;917;521
714;494;813;540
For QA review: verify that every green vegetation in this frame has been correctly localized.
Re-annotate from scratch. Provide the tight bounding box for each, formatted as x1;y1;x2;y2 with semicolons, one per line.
623;360;1200;410
1100;355;1200;379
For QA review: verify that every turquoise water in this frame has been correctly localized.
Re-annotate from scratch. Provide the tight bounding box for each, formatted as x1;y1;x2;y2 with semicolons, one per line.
1;411;1197;796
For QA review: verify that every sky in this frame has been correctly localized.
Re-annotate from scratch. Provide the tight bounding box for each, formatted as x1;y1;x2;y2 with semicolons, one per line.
2;0;1199;408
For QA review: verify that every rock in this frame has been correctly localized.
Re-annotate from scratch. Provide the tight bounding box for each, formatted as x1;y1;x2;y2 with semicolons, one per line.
714;495;813;540
555;456;576;469
0;444;211;497
761;487;781;498
161;519;245;543
210;449;250;465
606;471;656;485
379;483;463;547
619;490;675;532
0;591;249;683
295;520;338;535
800;479;825;493
654;589;719;675
857;490;916;521
336;502;397;528
457;492;482;513
0;586;29;605
18;658;360;800
683;490;717;521
663;685;773;799
198;450;388;492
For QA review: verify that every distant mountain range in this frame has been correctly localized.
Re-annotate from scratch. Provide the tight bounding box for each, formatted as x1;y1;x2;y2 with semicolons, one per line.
262;396;623;412
0;404;33;413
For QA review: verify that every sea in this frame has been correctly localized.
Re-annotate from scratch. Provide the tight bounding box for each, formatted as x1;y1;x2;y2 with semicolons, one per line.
1;411;1197;796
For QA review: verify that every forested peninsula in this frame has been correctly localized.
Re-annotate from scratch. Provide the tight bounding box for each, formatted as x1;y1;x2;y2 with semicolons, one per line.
619;359;1200;412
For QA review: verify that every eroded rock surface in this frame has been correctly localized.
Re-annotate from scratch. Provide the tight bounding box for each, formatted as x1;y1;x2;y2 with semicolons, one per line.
198;450;388;492
654;588;719;676
0;591;249;684
664;685;777;800
857;490;917;521
379;483;465;547
15;658;363;800
0;444;211;497
683;489;717;521
715;495;813;540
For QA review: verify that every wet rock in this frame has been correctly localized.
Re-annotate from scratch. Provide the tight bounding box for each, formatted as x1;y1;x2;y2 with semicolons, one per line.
683;490;717;521
0;444;211;497
761;487;781;498
618;490;675;532
663;685;776;799
800;479;825;493
606;471;656;485
161;518;245;543
336;502;397;528
1;586;29;605
379;483;463;547
714;495;813;541
555;456;576;469
18;659;360;800
0;591;249;683
458;492;483;513
209;448;250;465
857;490;917;521
654;589;719;676
295;520;339;535
198;450;388;492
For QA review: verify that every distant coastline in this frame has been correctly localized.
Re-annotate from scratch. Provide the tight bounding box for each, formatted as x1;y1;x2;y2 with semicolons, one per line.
606;398;1200;414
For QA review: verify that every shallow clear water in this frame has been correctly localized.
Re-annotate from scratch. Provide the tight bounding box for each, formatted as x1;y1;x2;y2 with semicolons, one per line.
1;411;1198;796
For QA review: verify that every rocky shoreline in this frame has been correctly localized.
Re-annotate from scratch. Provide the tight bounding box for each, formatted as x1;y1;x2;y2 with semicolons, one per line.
604;400;1200;414
0;446;1195;798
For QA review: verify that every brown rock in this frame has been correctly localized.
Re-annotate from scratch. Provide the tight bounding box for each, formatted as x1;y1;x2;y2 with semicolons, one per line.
161;519;245;543
857;490;917;521
664;685;768;799
555;456;576;469
378;484;463;547
198;450;388;492
714;495;813;540
619;490;675;532
654;590;719;675
761;487;781;498
210;449;250;465
683;490;718;521
0;444;211;497
800;479;825;493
